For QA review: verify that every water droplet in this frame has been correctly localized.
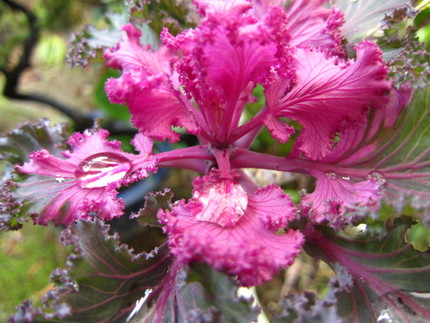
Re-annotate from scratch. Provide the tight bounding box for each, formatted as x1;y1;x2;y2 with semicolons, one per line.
193;179;248;227
74;152;132;189
55;177;66;183
368;171;386;184
325;171;337;179
342;175;351;181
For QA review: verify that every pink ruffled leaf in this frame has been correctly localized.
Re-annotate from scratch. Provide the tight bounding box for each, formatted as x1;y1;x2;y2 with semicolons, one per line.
284;0;345;54
248;184;297;231
103;24;169;74
301;87;430;213
188;173;248;228
169;6;288;139
282;86;430;222
131;132;154;156
126;88;200;142
104;24;200;142
301;171;383;229
34;185;124;225
0;121;70;230
158;182;304;286
265;41;391;160
263;114;295;144
13;129;156;225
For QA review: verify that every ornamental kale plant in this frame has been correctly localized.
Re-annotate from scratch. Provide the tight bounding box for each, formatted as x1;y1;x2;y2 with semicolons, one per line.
1;0;430;322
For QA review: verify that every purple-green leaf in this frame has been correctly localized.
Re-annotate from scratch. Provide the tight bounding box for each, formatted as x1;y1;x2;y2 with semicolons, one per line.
304;217;430;323
0;119;69;165
347;88;430;206
274;264;352;323
131;189;173;228
286;87;430;216
132;262;259;323
379;7;430;88
67;11;159;68
331;0;412;42
0;120;69;231
67;13;127;67
9;219;171;323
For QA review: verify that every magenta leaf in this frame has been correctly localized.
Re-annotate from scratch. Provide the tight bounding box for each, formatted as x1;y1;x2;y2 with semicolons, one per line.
9;219;171;323
131;189;173;228
304;217;430;323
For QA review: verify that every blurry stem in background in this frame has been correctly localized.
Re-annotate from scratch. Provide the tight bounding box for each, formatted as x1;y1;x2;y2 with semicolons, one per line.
0;0;94;132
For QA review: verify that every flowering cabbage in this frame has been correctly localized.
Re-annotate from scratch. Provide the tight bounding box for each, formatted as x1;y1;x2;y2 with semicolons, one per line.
2;0;430;321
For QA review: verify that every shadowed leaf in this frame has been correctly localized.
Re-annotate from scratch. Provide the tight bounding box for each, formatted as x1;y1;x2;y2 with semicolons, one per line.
0;119;69;165
331;0;412;42
304;217;430;323
132;262;259;323
131;189;173;228
9;219;171;323
0;120;69;231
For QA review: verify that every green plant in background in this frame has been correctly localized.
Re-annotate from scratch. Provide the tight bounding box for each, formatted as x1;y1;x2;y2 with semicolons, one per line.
0;225;66;322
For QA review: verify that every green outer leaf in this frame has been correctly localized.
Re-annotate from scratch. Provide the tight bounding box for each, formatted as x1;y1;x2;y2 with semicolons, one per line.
11;219;171;323
371;88;430;203
133;262;259;323
0;119;69;165
67;13;126;67
0;120;69;231
274;264;350;323
331;0;411;42
189;263;259;323
305;217;430;323
131;189;173;228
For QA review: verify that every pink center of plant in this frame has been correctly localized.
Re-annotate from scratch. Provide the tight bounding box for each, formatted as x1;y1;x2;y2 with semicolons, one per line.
192;179;248;227
74;152;132;189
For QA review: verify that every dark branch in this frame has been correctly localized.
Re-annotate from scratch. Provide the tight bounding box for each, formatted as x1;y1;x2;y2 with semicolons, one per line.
1;0;93;131
0;0;136;135
2;0;38;94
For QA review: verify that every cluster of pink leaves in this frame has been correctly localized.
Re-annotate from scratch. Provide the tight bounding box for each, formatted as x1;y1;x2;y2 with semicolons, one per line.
16;0;411;286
